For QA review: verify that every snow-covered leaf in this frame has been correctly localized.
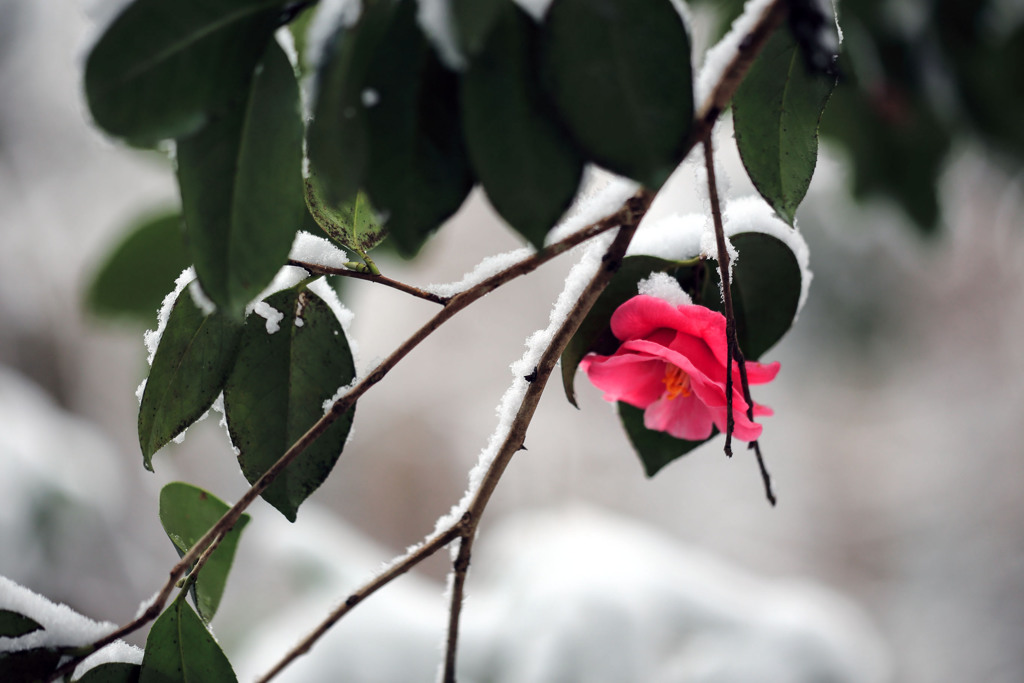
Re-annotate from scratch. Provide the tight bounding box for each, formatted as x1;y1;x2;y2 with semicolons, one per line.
85;211;190;325
733;28;836;225
540;0;693;189
177;40;305;319
224;286;356;522
462;2;583;246
138;290;242;469
84;0;285;144
139;592;236;683
158;483;250;623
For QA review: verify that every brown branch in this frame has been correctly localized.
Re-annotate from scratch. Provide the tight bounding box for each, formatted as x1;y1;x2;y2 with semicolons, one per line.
57;5;790;678
442;535;474;683
703;135;776;506
288;259;449;305
260;197;650;683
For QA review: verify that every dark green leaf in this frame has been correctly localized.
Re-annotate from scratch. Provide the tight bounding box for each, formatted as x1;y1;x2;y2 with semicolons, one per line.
224;285;356;521
304;176;388;253
452;0;507;56
0;648;61;681
158;483;250;622
561;255;704;405
85;211;191;324
75;662;142;683
733;28;836;225
84;0;285;144
620;403;716;476
177;40;305;319
0;609;42;637
461;3;584;246
307;0;400;207
702;233;802;361
541;0;693;189
138;289;243;469
362;0;475;256
139;592;236;683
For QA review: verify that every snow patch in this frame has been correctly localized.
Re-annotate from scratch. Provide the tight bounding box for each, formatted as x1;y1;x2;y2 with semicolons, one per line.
144;267;196;365
695;0;775;108
638;272;692;307
254;301;285;334
0;576;115;654
290;231;351;270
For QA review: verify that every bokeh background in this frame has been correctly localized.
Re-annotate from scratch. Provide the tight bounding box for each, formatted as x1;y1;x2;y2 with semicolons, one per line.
2;1;1023;681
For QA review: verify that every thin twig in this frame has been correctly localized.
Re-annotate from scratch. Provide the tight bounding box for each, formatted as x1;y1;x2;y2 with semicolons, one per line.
703;135;736;457
59;4;790;677
288;259;449;305
48;199;634;683
261;200;650;683
443;535;474;683
703;135;776;506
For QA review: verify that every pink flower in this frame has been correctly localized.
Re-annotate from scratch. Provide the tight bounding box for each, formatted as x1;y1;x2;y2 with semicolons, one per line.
580;295;780;441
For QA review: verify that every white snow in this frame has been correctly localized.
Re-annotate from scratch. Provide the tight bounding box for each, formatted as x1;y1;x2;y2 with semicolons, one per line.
627;196;813;315
254;301;285;334
424;248;534;298
187;278;216;316
0;575;115;653
73;641;144;680
308;276;360;372
546;168;640;245
695;0;776;108
275;25;300;71
143;267;195;365
430;229;617;537
638;272;693;307
289;231;351;270
361;88;380;107
417;0;466;70
306;0;363;75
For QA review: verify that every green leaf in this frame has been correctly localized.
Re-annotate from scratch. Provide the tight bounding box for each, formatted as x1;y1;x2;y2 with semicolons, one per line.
75;662;142;683
84;0;285;144
304;176;388;253
139;592;237;683
561;255;704;405
362;0;475;256
224;285;356;521
85;211;191;324
732;28;836;225
177;40;305;319
0;609;42;637
540;0;693;189
701;233;802;361
158;483;251;622
138;288;243;469
619;403;717;476
452;0;507;57
461;2;584;247
0;648;61;681
307;0;400;207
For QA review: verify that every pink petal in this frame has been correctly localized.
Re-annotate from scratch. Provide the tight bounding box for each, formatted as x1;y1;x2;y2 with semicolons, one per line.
610;296;730;365
643;394;716;441
581;352;666;408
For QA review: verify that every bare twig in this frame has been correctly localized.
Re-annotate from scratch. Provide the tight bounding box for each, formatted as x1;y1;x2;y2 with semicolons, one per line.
703;135;776;506
57;4;790;678
443;535;474;683
261;198;650;683
288;259;449;305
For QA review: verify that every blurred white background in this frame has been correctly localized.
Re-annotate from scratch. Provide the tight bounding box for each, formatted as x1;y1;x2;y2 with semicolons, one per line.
2;1;1024;681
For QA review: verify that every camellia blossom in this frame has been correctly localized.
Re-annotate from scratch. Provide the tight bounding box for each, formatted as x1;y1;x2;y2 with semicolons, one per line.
580;295;780;441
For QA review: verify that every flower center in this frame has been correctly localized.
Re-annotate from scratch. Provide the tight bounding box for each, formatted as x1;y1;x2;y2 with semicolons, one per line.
661;364;692;400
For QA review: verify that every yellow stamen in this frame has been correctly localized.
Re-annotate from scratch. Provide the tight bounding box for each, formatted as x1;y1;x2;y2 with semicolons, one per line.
662;364;692;400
